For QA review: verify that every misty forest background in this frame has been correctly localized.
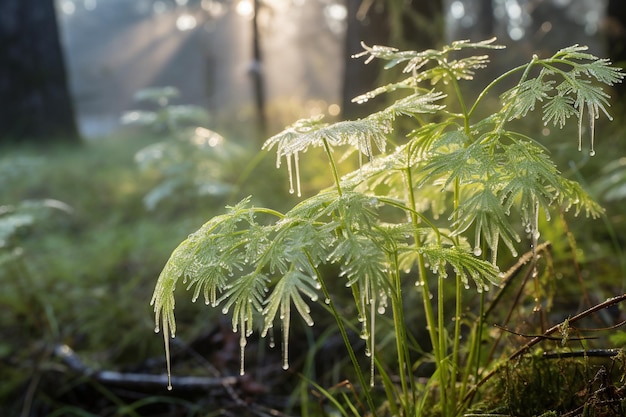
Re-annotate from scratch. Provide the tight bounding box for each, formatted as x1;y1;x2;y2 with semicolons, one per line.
2;0;626;416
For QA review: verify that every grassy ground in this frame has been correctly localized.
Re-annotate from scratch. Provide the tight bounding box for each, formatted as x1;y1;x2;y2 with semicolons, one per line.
0;133;305;416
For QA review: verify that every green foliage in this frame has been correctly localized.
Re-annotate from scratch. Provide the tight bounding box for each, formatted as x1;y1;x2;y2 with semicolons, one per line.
122;86;250;210
152;40;622;415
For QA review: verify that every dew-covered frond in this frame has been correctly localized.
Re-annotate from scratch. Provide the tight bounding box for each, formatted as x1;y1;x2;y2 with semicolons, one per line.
557;177;604;218
261;221;333;275
351;42;412;68
419;138;496;189
542;94;577;128
583;58;625;85
418;244;502;291
501;77;555;121
353;38;503;75
322;191;381;231
452;185;521;258
498;140;562;217
377;91;447;121
570;79;613;120
446;55;492;81
262;268;319;370
151;197;255;331
351;77;420;104
285;189;340;220
262;115;327;170
340;150;409;192
554;44;597;61
330;232;391;290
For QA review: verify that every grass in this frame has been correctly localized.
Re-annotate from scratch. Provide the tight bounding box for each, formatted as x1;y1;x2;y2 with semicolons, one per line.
0;133;301;416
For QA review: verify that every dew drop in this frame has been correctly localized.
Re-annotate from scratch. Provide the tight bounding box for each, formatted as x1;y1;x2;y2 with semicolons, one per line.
294;151;302;197
473;247;482;256
167;384;173;391
589;149;596;157
154;325;160;333
324;298;331;304
239;333;247;376
287;154;295;194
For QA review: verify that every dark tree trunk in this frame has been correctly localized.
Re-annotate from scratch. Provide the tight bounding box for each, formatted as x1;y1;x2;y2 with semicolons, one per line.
0;0;79;142
342;0;444;119
605;0;626;98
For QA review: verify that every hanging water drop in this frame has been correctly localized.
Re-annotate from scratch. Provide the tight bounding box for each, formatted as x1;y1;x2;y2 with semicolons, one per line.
294;151;302;197
589;107;596;157
281;310;290;371
239;333;247;376
287;154;295;194
473;247;482;256
578;104;584;152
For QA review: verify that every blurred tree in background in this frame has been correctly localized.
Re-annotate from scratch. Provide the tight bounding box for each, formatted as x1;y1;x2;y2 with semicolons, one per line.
0;0;79;142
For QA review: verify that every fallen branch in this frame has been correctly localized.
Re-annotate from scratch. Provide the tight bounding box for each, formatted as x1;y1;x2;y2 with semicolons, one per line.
53;344;238;391
460;293;626;411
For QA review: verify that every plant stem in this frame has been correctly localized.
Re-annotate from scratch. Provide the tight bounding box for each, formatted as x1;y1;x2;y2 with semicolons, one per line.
467;58;537;119
389;253;415;413
404;163;448;416
307;253;377;416
322;137;343;197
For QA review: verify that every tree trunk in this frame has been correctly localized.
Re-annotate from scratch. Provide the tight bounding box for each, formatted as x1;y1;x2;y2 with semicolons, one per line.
342;0;444;119
605;0;626;98
0;0;79;142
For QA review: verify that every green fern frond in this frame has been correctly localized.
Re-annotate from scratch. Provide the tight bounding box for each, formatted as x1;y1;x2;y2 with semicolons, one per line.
542;93;577;128
151;198;255;335
501;77;555;120
262;268;319;370
498;140;561;218
419;244;502;291
262;115;328;161
557;178;604;218
452;185;521;258
353;38;503;76
377;91;447;120
351;78;419;104
420;137;496;189
217;271;269;374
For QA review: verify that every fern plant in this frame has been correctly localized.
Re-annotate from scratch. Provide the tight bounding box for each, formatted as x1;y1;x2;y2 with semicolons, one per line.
121;86;248;210
151;39;622;416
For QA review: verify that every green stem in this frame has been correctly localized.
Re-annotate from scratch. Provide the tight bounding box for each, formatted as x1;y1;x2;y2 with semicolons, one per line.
467;58;538;119
322;137;343;197
389;254;415;413
307;253;378;416
404;163;447;415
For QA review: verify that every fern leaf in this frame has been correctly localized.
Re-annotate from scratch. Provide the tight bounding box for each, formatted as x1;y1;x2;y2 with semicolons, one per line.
452;185;521;258
502;77;555;120
377;91;447;120
262;269;319;370
419;244;502;291
584;58;625;86
557;178;604;218
542;93;577;128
